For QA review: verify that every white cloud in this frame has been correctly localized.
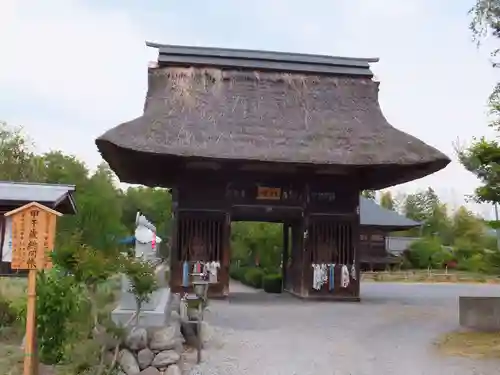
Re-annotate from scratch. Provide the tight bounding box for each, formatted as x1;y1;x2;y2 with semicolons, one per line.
0;0;154;123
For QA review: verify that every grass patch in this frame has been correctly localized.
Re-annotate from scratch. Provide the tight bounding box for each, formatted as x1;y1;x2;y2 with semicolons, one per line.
361;270;500;284
436;331;500;359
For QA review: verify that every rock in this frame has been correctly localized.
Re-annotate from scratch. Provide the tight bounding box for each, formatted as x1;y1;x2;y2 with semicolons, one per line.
118;348;140;375
165;364;182;375
150;325;179;351
172;340;184;355
138;348;155;370
139;367;161;375
152;350;180;368
126;327;148;351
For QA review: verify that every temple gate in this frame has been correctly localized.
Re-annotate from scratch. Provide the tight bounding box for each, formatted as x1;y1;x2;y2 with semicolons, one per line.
96;43;450;301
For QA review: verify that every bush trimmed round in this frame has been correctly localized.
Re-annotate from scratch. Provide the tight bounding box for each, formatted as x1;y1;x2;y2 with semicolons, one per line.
262;274;282;293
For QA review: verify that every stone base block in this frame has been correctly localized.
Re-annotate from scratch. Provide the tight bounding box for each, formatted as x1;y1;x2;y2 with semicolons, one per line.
112;287;172;328
459;296;500;332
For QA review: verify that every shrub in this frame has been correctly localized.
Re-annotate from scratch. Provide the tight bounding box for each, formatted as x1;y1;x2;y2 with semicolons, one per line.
407;237;443;268
457;253;489;273
0;292;17;328
229;266;248;281
262;274;282;293
243;268;265;288
36;269;84;365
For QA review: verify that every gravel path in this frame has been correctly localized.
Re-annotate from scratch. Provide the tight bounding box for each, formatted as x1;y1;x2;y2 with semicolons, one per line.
186;282;500;375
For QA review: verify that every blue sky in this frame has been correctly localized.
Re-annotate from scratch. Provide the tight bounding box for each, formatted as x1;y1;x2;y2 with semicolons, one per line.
1;0;499;216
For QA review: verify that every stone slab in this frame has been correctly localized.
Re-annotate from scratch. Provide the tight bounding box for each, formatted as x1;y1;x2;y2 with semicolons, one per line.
112;287;172;328
459;296;500;332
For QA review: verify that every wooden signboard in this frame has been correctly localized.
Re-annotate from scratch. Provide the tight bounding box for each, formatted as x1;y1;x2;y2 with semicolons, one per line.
4;202;62;375
256;186;281;200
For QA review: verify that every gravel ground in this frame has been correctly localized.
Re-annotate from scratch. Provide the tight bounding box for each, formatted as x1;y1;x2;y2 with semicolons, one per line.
185;282;500;375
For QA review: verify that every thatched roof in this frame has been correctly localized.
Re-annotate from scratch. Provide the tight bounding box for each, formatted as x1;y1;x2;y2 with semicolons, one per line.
96;43;450;188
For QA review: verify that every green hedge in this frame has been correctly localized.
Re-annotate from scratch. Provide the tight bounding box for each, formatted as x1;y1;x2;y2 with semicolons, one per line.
262;274;282;293
243;268;265;288
229;265;249;281
230;266;282;292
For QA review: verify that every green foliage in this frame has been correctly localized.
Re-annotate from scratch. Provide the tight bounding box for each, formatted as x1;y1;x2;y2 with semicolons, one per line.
262;274;282;293
122;257;158;317
36;269;84;365
243;268;265;288
0;292;17;328
457;138;500;205
407;237;443;268
379;191;396;211
229;265;248;281
361;190;376;200
231;222;282;270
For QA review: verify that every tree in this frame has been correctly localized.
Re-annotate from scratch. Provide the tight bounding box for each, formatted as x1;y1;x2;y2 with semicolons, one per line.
361;190;376;200
458;138;500;205
403;188;452;242
456;2;500;232
0;122;40;181
379;191;396;211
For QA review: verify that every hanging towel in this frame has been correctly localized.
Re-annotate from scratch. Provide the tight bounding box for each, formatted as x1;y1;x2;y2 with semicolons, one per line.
341;265;350;288
209;261;220;283
329;264;335;291
182;261;190;287
312;264;321;290
351;263;357;280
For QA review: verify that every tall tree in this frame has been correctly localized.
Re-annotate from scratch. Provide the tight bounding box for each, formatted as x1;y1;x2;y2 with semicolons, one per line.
457;2;500;232
0;122;40;181
379;191;396;211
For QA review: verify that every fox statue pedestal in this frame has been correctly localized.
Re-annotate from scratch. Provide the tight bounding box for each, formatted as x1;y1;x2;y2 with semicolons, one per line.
112;213;173;328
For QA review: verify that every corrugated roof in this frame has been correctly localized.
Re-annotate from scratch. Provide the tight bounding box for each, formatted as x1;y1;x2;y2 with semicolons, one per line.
0;181;76;214
360;197;420;229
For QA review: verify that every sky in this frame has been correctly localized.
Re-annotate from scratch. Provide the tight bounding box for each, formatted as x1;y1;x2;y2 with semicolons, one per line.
1;0;499;217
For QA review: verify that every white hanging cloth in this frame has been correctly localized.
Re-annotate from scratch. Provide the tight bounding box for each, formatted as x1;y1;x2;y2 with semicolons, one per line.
207;261;220;283
312;264;328;290
1;217;12;262
341;265;350;288
351;262;357;280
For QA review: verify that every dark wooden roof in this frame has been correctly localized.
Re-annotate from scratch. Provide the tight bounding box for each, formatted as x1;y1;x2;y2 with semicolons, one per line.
146;42;378;77
96;43;450;189
360;197;420;230
0;181;77;214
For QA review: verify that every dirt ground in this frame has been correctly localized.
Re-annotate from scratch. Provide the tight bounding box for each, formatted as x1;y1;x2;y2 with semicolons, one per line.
186;281;500;375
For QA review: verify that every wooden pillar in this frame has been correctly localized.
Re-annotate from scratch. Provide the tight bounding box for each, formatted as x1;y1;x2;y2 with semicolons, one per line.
352;213;361;298
298;216;309;298
169;209;182;294
221;212;231;297
289;221;299;294
281;222;289;290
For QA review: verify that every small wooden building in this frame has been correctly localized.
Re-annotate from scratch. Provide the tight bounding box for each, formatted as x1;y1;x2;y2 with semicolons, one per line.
359;197;420;270
96;43;450;301
0;181;76;275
